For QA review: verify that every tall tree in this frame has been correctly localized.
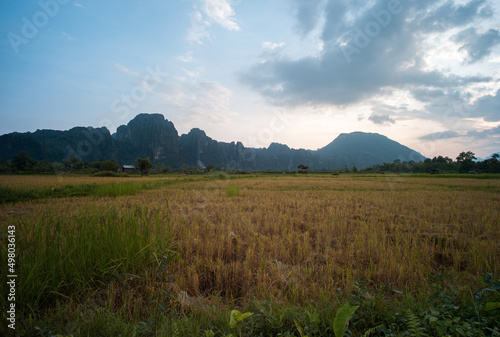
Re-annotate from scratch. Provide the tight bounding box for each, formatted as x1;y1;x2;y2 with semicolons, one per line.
456;151;476;173
136;158;153;175
65;156;83;172
11;151;36;172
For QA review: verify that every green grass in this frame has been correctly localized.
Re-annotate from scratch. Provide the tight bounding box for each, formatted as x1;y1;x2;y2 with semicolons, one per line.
408;173;500;179
225;184;240;197
9;273;500;336
0;183;140;203
0;178;186;204
0;201;172;316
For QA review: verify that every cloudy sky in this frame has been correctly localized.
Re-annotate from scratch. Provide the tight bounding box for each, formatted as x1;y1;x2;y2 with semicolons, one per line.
1;0;500;159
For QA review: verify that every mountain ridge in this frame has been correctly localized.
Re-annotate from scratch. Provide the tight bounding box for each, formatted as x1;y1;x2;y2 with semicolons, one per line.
0;113;426;170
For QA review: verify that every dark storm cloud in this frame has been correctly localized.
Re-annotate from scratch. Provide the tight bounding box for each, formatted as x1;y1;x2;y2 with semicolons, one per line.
419;130;461;141
293;0;325;36
417;0;492;32
471;89;500;122
411;88;446;102
368;114;396;125
453;28;500;63
420;126;500;142
408;89;488;127
466;125;500;139
240;0;493;108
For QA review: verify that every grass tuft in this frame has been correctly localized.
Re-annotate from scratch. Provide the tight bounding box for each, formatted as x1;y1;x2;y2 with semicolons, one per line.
225;184;240;197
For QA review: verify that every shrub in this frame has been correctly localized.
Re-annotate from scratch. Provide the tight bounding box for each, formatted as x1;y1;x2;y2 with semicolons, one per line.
92;171;119;177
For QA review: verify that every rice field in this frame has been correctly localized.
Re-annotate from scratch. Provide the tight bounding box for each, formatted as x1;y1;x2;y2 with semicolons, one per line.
1;173;499;336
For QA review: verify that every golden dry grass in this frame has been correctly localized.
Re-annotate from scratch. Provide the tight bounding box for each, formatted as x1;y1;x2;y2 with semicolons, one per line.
162;175;500;305
1;174;499;309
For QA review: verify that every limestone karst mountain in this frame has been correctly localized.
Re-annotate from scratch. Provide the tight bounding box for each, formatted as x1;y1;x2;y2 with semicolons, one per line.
0;113;426;170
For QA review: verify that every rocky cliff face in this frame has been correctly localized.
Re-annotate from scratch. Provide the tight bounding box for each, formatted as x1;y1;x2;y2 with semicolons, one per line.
0;114;427;170
257;143;318;171
178;128;247;169
115;113;178;165
0;127;118;162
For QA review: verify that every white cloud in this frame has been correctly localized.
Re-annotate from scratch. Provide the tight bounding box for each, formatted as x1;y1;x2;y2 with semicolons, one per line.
61;32;74;41
262;41;286;51
186;0;240;45
160;79;235;126
186;10;211;45
182;67;205;78
177;51;195;63
114;64;141;77
201;0;240;31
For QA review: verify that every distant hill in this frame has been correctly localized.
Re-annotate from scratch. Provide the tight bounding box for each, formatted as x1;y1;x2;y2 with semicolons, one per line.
0;114;426;170
317;132;426;169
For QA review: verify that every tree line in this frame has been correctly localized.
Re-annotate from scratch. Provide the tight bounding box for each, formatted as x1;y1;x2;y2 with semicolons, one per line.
361;151;500;174
0;151;160;175
0;151;122;174
1;150;499;175
0;152;238;175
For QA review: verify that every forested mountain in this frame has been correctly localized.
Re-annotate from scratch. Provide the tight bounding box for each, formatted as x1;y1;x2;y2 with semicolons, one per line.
316;132;426;169
0;114;426;170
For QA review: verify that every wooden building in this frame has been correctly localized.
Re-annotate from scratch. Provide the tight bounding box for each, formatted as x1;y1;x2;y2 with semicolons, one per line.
297;164;309;173
119;165;136;173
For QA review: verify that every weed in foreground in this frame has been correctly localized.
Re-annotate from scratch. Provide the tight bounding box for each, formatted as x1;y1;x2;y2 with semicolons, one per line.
225;184;240;197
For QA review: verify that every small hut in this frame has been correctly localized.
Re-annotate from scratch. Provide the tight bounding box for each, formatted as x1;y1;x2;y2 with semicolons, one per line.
297;164;309;173
119;165;136;173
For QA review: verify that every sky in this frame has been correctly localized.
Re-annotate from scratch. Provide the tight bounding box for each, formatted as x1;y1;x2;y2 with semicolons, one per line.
1;0;500;159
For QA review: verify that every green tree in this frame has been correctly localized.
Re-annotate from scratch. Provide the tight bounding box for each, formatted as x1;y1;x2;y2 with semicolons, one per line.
136;158;153;175
456;151;476;163
33;160;55;174
100;160;119;172
456;151;476;173
64;156;83;172
152;162;165;174
0;158;10;173
11;151;36;172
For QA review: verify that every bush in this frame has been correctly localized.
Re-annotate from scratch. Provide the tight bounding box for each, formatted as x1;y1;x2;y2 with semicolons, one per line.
92;171;119;177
